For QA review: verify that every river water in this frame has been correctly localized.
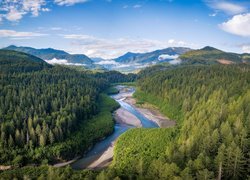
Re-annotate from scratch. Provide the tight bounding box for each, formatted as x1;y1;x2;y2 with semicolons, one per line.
71;86;158;170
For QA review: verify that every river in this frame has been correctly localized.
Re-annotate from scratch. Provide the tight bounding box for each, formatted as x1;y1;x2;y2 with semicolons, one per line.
71;86;158;170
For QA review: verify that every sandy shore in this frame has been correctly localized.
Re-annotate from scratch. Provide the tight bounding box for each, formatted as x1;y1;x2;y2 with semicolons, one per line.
87;142;115;170
86;106;141;169
114;108;142;127
124;97;176;128
54;86;175;170
53;156;80;168
87;88;176;169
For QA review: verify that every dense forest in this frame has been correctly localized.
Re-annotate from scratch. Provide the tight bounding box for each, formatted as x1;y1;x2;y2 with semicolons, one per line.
111;65;250;179
0;50;52;73
1;50;250;179
94;71;137;83
0;50;130;166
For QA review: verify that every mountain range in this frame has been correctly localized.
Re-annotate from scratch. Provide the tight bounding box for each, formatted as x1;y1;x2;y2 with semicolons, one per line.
2;45;249;72
4;45;93;67
114;47;191;64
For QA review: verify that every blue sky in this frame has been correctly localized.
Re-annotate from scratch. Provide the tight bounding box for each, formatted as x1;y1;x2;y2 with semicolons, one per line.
0;0;250;59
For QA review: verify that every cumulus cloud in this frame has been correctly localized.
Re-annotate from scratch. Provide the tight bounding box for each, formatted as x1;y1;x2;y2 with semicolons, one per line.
0;0;47;22
23;0;46;17
62;34;192;59
54;0;88;6
5;8;25;21
219;13;250;37
0;29;47;38
206;0;247;15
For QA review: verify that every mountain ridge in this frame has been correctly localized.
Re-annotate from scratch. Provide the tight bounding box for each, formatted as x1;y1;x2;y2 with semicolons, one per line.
180;46;249;64
114;47;191;64
0;49;52;73
3;45;93;66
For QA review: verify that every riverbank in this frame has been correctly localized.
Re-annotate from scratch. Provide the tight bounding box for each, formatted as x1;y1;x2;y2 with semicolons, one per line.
114;108;142;127
124;97;176;128
85;86;175;170
112;86;175;128
85;106;142;170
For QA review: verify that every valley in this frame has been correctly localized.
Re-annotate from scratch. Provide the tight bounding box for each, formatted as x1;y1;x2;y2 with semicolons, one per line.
71;85;172;170
0;48;250;180
1;0;250;178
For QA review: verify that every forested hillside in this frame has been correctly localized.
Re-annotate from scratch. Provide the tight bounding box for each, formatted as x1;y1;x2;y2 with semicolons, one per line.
1;49;249;180
94;70;137;83
112;65;250;179
3;45;93;66
0;50;52;73
180;46;246;65
0;51;125;166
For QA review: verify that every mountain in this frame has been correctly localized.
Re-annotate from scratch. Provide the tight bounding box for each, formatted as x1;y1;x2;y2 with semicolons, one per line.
91;57;106;62
0;50;52;73
114;47;191;64
180;46;248;64
3;45;93;66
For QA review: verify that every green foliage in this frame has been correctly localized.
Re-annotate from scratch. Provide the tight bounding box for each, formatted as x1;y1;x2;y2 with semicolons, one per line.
0;50;52;73
104;87;119;95
0;165;97;180
112;128;175;176
94;71;137;83
134;90;184;124
4;45;93;65
180;46;243;64
0;50;128;167
42;94;119;162
112;82;137;86
112;64;250;179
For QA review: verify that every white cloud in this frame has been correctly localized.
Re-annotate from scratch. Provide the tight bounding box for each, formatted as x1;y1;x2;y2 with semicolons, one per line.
242;45;250;53
5;8;26;21
0;29;47;38
61;34;192;59
219;13;250;37
209;13;217;17
41;8;50;12
23;0;46;17
158;54;179;60
95;60;119;65
168;39;187;46
45;58;84;66
0;0;48;22
206;1;247;15
54;0;88;6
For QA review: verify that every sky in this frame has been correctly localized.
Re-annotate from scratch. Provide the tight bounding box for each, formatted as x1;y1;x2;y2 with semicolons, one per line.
0;0;250;59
